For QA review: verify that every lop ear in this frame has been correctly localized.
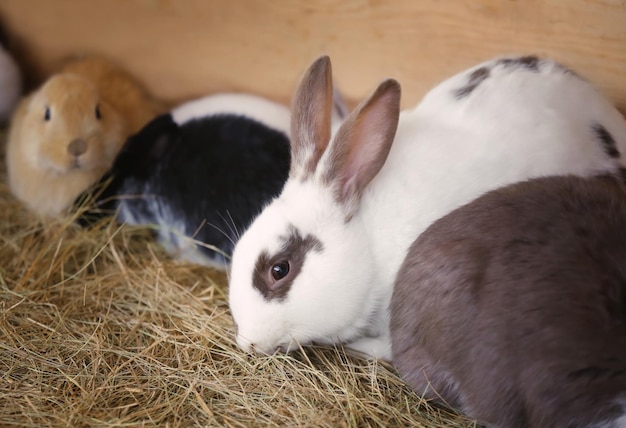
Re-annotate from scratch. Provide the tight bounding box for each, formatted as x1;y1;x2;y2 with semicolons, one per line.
322;79;401;216
290;56;334;180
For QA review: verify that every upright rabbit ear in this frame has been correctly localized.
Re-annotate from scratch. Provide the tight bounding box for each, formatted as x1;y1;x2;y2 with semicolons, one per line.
323;79;401;217
290;56;334;180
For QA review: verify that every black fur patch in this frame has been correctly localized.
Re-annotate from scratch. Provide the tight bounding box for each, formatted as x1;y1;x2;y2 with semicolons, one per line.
593;123;620;159
76;112;292;265
454;66;491;99
498;55;541;72
567;366;626;381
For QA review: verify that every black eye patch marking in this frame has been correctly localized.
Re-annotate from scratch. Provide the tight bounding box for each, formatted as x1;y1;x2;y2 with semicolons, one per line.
252;225;324;302
454;66;491;99
592;123;620;159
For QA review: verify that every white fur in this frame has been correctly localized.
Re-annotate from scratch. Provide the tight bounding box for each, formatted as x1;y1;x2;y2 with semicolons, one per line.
229;56;626;360
612;413;626;428
0;44;21;122
599;399;626;428
171;93;292;136
231;179;384;354
592;409;626;428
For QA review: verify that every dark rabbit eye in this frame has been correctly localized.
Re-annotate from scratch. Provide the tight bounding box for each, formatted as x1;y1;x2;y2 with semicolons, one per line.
44;106;51;121
270;261;290;281
95;104;101;120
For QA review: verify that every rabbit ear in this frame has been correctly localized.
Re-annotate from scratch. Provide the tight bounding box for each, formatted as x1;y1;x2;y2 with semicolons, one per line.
290;56;334;180
331;83;349;120
323;78;401;216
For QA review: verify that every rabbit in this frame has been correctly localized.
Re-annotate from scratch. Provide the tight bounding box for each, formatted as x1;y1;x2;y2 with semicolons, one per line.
390;173;626;428
227;54;626;361
0;22;22;123
77;91;348;269
5;56;162;216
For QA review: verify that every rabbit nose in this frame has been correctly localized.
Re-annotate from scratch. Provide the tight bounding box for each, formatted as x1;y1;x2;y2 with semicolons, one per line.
67;139;87;156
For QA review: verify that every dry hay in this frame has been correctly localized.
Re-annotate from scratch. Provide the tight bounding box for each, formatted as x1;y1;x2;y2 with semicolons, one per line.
0;127;478;427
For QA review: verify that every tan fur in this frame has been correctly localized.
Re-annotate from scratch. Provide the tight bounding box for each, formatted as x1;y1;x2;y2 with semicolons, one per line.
6;57;162;216
61;57;163;133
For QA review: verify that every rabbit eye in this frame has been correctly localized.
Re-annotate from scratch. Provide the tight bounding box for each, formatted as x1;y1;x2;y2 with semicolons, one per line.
95;104;102;120
44;106;51;121
270;261;290;281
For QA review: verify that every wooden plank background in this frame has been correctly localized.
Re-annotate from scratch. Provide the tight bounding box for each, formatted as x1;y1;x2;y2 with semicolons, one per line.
1;0;625;110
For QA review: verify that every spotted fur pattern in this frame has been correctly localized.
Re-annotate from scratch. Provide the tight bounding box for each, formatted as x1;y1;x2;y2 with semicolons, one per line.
228;55;626;360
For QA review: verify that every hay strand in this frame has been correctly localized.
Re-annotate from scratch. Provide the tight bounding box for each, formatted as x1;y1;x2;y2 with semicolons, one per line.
0;129;477;427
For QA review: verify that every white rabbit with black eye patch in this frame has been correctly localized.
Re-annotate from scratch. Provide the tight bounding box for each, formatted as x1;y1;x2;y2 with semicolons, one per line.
229;55;626;360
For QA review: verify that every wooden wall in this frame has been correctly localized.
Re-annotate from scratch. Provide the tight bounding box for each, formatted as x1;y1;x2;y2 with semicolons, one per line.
1;0;625;110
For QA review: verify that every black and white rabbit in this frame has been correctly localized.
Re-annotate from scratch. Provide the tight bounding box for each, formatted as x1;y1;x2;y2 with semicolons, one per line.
228;55;626;360
81;92;347;269
391;173;626;428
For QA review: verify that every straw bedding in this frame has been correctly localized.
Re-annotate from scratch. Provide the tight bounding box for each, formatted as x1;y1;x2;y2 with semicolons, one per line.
0;127;477;427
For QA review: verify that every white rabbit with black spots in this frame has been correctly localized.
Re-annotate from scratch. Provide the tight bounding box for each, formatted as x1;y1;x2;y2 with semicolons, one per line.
229;55;626;360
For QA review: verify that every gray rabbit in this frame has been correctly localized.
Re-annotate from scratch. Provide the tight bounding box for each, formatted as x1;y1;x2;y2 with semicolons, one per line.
391;174;626;428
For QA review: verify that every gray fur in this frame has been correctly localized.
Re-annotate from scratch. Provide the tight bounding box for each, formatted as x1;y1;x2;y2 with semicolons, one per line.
391;174;626;428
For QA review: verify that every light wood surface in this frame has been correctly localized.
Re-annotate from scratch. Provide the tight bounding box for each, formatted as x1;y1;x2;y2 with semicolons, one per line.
1;0;625;110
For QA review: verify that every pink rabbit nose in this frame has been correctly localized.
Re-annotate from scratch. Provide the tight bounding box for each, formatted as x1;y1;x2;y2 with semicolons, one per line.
67;138;87;156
